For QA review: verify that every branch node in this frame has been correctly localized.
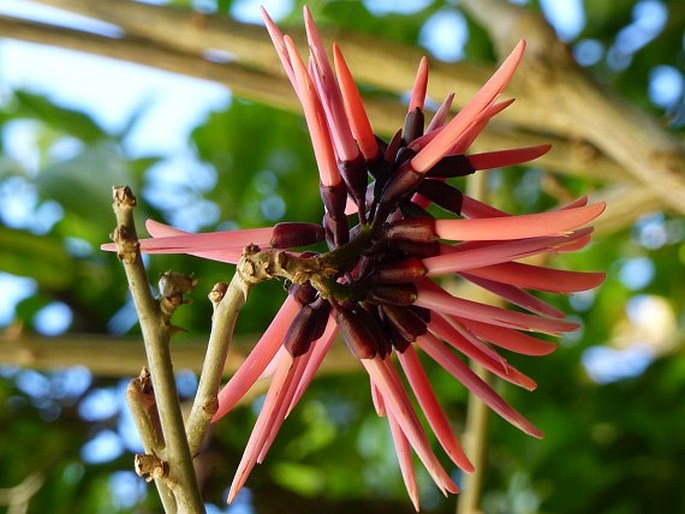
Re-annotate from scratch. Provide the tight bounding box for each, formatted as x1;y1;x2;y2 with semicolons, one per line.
134;454;169;483
208;282;228;305
158;271;198;317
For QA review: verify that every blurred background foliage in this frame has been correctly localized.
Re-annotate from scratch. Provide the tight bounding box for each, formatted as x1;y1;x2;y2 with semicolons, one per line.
0;0;684;513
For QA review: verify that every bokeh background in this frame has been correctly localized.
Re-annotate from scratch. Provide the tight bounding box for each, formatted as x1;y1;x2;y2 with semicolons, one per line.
0;0;684;512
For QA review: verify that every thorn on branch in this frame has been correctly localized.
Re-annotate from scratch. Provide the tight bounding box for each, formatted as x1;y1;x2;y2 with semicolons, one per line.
134;454;169;483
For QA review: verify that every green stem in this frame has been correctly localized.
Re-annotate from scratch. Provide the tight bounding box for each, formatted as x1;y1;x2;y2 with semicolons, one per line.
186;275;249;456
111;186;204;513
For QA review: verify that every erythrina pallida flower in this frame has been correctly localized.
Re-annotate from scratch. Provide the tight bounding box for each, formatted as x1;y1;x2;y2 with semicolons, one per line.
104;7;605;510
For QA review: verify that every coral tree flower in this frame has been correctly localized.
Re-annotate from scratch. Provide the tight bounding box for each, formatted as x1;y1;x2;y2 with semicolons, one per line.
104;7;605;510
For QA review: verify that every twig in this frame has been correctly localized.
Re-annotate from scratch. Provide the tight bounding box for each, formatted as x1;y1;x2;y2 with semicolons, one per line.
110;186;204;513
185;276;249;456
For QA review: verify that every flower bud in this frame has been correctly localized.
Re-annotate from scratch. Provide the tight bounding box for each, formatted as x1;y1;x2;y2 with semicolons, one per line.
289;281;318;306
381;304;427;342
403;107;425;144
385;217;437;244
374;257;428;284
378;163;424;211
425;154;475;178
333;304;378;359
369;284;418;306
386;240;441;258
416;179;464;214
270;222;326;248
283;299;331;357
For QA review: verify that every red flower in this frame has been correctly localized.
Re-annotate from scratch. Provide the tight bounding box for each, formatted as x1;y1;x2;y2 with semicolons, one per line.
104;7;605;510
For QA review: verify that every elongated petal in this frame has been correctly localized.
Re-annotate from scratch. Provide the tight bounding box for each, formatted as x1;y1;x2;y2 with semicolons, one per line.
397;346;474;472
461;272;566;319
411;41;526;172
227;353;297;503
387;410;420;511
466;262;606;293
304;6;360;162
429;314;537;390
417;332;542;437
423;229;594;275
362;357;459;495
457;318;556;356
130;228;275;253
284;35;341;187
416;282;579;334
333;43;379;160
426;92;455;133
214;296;300;420
434;203;605;241
408;56;429;112
467;144;551;170
260;7;296;87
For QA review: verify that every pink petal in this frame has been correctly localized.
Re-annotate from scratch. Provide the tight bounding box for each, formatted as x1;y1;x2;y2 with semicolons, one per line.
457;319;556;356
408;56;429;112
283;35;341;187
257;352;312;463
304;6;360;162
417;332;542;437
333;43;379;161
416;282;579;334
466;262;606;293
214;296;300;421
461;195;509;218
260;7;296;88
434;203;606;241
397;346;474;471
425;92;455;133
362;357;459;495
411;40;526;172
429;314;537;390
460;272;567;319
466;144;551;170
227;353;297;503
423;229;594;275
387;410;420;511
130;228;275;253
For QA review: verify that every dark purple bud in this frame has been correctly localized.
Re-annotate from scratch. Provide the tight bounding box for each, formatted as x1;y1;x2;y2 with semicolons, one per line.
403;107;425;144
416;179;464;215
270;222;326;248
410;305;432;323
381;304;428;342
386;239;441;258
384;129;403;163
333;304;378;359
374;257;427;284
323;212;349;247
399;199;433;219
387;325;411;353
369;284;418;306
394;146;416;166
385;217;437;244
289;281;318;306
319;182;348;222
379;163;424;207
425;154;476;178
361;305;393;359
339;155;368;215
283;299;331;357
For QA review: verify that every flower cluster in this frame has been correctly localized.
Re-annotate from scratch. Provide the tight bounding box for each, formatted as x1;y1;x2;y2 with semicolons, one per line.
105;7;605;510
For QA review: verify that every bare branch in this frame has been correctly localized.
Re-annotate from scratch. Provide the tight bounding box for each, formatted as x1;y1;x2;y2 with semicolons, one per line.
110;186;204;513
186;276;249;456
